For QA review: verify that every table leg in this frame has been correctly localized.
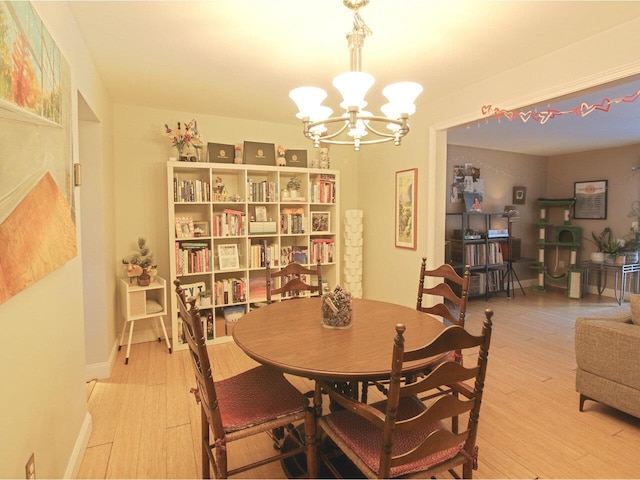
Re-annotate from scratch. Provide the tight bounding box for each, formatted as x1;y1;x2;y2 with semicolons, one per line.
156;316;172;353
125;320;135;364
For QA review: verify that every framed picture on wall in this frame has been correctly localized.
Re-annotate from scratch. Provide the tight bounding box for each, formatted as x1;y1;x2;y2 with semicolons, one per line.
513;186;527;205
574;180;607;219
395;168;417;250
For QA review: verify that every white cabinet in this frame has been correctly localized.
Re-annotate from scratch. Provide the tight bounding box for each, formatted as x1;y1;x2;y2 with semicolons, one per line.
119;276;172;364
167;163;340;350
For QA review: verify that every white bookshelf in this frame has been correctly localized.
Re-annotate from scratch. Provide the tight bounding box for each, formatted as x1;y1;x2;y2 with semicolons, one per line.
167;162;340;349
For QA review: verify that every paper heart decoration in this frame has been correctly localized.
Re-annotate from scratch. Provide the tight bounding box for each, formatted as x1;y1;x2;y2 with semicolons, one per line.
539;109;560;124
594;98;611;112
481;105;492;115
579;102;596;117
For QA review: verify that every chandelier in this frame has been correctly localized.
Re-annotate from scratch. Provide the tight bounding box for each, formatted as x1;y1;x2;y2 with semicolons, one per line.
289;0;423;151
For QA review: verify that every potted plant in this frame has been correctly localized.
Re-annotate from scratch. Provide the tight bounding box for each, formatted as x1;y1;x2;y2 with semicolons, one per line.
586;228;611;263
287;177;302;198
200;289;213;308
122;237;156;286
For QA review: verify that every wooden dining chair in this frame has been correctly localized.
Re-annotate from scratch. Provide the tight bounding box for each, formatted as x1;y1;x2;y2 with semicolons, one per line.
174;280;316;479
417;257;471;329
266;260;322;303
309;308;494;479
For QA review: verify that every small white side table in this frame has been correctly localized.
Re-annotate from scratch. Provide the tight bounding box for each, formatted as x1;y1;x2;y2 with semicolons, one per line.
119;276;172;364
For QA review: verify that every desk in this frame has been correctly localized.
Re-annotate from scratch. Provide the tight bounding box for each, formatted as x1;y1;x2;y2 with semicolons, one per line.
233;297;445;382
581;261;640;305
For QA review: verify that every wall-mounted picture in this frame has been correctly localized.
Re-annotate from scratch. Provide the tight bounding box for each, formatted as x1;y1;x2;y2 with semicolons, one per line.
311;211;330;232
513;186;527;205
574;180;607;219
395;168;417;250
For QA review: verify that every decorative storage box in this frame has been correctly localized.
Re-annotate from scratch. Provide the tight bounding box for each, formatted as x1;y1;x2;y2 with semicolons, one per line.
285;149;307;168
243;141;275;166
207;143;235;163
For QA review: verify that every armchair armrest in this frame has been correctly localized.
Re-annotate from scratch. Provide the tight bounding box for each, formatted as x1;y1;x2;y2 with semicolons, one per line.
575;317;640;389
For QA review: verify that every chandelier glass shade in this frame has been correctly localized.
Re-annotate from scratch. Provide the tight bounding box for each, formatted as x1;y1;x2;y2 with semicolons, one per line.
289;1;422;151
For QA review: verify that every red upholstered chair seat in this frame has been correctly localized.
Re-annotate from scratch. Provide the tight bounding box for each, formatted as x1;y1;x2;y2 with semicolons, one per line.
214;366;308;432
323;396;461;478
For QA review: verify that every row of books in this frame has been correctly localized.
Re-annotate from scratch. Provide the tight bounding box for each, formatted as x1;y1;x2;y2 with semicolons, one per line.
281;207;305;234
468;270;503;296
310;175;336;204
213;209;246;237
248;241;279;268
452;241;504;266
214;277;246;305
173;177;210;203
175;242;212;275
247;179;277;202
176;312;215;345
310;238;335;264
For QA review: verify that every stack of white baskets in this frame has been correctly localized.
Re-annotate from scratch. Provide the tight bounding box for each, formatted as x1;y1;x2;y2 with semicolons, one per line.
343;210;363;298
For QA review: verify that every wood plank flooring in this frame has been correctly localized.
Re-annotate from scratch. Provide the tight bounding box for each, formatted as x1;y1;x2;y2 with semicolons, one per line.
77;289;640;478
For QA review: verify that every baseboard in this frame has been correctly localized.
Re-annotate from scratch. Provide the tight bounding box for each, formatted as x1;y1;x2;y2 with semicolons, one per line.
64;412;92;479
84;339;119;381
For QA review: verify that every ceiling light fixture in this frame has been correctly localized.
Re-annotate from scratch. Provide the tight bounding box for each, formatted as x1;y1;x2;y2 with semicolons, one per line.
289;0;423;151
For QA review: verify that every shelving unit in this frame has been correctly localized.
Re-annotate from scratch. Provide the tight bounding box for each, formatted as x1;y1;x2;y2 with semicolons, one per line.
118;276;171;364
446;212;509;299
167;162;340;349
533;199;581;299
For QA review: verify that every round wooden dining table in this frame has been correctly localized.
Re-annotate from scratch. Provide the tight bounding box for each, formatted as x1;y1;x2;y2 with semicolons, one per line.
232;297;446;382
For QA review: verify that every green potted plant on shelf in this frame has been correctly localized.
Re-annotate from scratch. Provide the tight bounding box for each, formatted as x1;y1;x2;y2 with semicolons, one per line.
199;289;213;308
287;176;302;198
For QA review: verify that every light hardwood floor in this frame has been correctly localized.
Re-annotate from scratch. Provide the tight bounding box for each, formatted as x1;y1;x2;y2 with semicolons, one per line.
78;289;640;479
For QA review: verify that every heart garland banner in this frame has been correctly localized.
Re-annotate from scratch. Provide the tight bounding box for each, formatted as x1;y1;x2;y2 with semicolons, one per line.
482;89;640;125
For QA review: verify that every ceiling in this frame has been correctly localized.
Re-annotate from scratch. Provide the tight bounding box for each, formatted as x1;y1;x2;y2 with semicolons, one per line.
66;1;640;156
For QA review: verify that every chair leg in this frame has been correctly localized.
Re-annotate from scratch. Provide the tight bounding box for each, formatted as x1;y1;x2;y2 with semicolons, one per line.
305;407;318;479
201;407;212;479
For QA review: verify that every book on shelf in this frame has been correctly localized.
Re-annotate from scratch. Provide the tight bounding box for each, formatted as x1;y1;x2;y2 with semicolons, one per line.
249;240;277;268
214;277;246;305
175;242;211;275
311;238;335;263
291;245;308;264
280;207;305;234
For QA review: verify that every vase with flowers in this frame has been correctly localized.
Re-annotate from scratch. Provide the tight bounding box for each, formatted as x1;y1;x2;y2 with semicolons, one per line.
164;119;203;161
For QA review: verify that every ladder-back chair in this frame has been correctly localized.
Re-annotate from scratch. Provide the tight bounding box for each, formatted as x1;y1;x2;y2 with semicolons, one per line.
310;309;494;479
266;260;322;303
174;280;315;478
417;257;471;329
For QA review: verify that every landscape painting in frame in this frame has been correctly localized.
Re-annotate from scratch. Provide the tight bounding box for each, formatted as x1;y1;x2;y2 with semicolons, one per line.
395;168;417;250
0;1;77;304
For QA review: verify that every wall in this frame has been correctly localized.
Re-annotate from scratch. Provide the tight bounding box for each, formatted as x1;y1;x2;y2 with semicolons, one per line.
361;16;640;308
547;143;640;257
111;104;358;342
0;3;113;478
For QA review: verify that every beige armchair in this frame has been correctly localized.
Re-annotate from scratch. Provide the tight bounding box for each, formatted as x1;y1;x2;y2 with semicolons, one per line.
575;295;640;418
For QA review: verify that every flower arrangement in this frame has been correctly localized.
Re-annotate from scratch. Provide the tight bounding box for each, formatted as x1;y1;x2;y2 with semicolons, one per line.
164;119;203;154
277;145;286;158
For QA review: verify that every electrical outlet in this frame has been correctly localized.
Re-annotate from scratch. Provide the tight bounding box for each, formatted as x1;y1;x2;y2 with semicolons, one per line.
25;453;35;480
